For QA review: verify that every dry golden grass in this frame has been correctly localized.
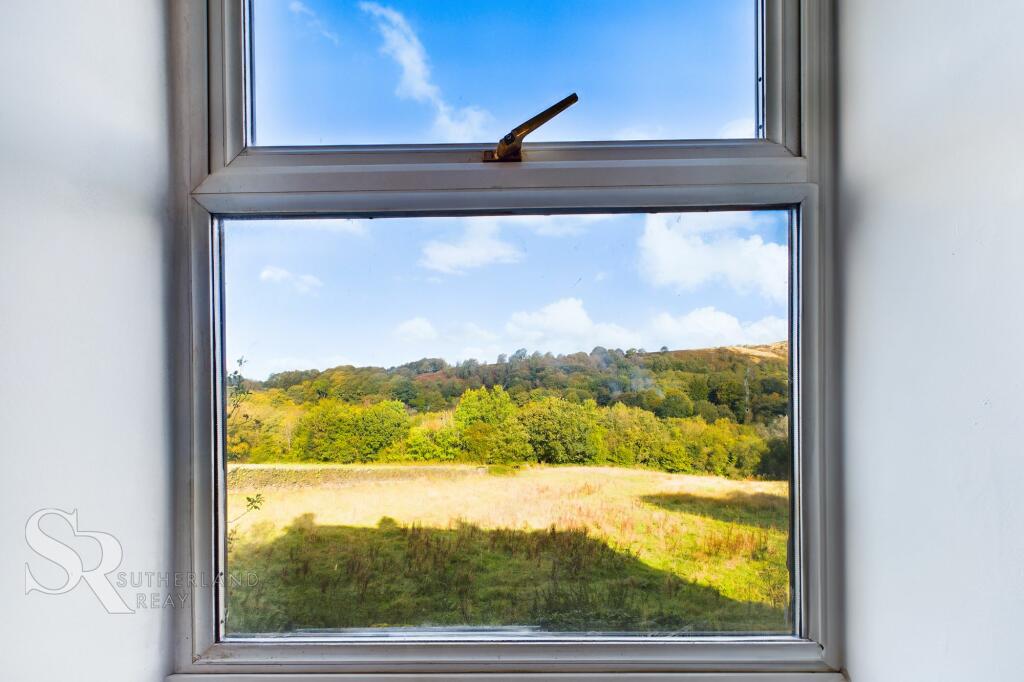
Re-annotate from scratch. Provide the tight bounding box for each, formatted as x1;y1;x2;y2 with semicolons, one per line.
227;463;789;610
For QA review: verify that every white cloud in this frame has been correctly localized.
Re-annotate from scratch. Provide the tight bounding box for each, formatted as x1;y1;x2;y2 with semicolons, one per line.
359;2;491;141
651;307;787;349
717;117;756;139
505;298;642;354
419;223;522;274
653;211;774;235
471;213;612;237
638;213;789;304
259;266;323;294
288;1;341;46
454;322;498;343
417;214;609;275
395;316;439;342
385;298;785;365
459;346;504;363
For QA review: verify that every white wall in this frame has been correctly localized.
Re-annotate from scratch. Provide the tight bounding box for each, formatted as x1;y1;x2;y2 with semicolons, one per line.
0;2;175;681
838;2;1024;680
3;1;1023;680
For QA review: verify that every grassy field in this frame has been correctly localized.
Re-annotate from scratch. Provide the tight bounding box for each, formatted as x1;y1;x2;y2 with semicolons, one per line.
226;463;791;635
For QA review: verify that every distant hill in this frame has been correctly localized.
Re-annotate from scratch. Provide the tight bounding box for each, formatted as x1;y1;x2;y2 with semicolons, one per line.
242;342;789;426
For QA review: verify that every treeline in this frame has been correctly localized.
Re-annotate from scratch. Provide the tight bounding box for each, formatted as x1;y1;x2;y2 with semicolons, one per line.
248;343;789;426
228;344;791;480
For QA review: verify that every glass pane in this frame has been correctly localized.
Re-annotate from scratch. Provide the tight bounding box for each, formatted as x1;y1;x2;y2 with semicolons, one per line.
223;210;793;636
251;0;758;145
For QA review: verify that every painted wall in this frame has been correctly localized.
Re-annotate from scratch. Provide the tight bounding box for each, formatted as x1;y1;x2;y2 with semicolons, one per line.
3;1;1023;680
0;2;175;681
837;2;1024;680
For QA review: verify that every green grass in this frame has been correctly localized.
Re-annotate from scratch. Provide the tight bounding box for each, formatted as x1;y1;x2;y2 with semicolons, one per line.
226;464;790;635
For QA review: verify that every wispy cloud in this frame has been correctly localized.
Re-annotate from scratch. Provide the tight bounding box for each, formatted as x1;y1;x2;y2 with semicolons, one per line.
359;2;491;141
417;214;609;275
259;266;323;294
455;322;499;343
288;1;341;46
638;213;788;304
470;214;612;237
419;223;522;274
395;316;439;342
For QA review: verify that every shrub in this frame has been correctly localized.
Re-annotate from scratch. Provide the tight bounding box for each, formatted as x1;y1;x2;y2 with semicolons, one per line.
401;427;440;461
454;387;532;464
519;397;605;464
757;436;791;480
600;403;669;467
656;388;694;418
397;421;461;462
356;401;411;456
658;417;769;477
290;400;358;462
290;399;410;462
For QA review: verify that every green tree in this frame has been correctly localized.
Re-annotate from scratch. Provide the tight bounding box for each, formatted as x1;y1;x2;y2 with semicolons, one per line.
290;400;358;462
291;400;409;462
453;386;532;464
355;401;411;456
757;436;791;480
519;397;605;464
656;388;694;418
600;403;669;467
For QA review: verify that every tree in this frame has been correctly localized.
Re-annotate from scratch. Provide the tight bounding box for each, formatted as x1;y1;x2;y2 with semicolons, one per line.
757;436;791;480
656;388;694;418
711;378;746;417
600;403;669;467
520;397;604;464
291;400;409;462
453;386;532;463
290;400;357;462
355;401;411;456
226;357;250;419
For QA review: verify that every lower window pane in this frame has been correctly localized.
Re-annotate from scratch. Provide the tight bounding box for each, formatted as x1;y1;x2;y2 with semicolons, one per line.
222;210;794;636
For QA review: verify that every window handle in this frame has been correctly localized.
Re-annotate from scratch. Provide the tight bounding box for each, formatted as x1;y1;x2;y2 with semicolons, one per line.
482;93;578;162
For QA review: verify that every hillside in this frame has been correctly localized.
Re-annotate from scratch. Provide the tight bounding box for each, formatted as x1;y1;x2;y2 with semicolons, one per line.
244;342;789;421
228;343;791;480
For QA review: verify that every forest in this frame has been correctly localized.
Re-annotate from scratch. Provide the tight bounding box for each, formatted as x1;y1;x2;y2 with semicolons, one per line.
226;342;791;480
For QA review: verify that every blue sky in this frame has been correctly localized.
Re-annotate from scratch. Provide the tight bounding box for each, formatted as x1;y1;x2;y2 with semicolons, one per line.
253;0;756;144
231;2;775;380
224;211;790;380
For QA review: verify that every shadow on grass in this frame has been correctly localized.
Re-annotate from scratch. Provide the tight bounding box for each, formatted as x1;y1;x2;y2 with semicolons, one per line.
641;490;789;530
226;513;788;636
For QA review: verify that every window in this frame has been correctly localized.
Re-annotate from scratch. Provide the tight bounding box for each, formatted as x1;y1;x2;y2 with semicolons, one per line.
177;0;838;677
250;0;759;145
222;210;794;637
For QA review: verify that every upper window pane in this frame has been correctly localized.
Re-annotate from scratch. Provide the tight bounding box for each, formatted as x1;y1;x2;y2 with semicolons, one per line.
250;0;758;145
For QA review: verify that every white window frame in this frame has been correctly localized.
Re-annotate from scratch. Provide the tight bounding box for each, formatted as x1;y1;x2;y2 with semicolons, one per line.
168;1;840;679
